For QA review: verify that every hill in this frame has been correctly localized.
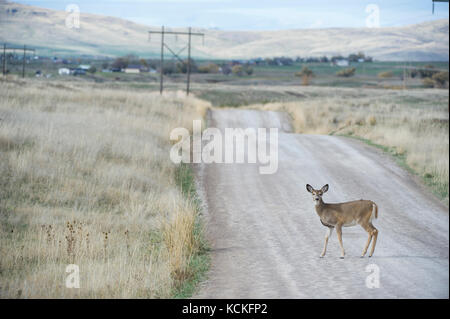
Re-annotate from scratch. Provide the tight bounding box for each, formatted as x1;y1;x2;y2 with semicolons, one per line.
0;1;448;60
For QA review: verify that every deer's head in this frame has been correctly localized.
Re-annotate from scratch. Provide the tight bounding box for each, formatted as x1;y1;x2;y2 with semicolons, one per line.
306;184;329;205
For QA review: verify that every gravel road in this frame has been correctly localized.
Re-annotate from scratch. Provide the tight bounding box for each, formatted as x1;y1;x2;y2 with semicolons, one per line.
194;108;448;298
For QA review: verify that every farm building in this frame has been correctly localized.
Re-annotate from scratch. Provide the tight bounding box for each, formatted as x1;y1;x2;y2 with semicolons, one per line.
334;59;349;67
78;65;91;70
124;65;141;73
58;68;70;75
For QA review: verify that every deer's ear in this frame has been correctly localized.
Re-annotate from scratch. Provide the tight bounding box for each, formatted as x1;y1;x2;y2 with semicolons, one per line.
306;184;314;193
321;184;329;193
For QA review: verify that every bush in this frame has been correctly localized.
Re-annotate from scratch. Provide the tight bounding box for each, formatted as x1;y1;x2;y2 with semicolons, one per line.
245;66;253;75
198;63;220;74
422;77;435;88
87;66;97;74
336;67;356;77
232;65;244;76
231;65;252;76
295;66;314;85
378;71;393;78
432;71;449;88
367;115;377;126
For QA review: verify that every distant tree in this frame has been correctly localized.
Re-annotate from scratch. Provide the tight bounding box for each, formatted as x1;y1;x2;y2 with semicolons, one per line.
221;64;232;75
176;59;198;74
331;55;345;63
232;65;244;76
140;59;149;68
88;66;97;74
101;62;109;69
348;53;359;62
336;67;356;77
295;66;314;85
112;57;128;69
163;61;177;75
418;65;439;78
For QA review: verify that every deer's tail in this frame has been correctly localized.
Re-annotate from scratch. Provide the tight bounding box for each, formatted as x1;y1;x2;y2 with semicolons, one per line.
372;202;378;219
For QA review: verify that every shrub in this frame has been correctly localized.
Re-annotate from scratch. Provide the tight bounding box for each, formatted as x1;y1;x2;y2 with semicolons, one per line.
336;67;356;77
198;63;220;74
378;71;393;78
422;77;436;88
231;65;252;76
367;115;377;126
432;71;449;88
295;66;314;85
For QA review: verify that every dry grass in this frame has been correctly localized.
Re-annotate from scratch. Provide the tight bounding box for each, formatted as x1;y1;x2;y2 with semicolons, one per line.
251;87;449;204
0;76;210;298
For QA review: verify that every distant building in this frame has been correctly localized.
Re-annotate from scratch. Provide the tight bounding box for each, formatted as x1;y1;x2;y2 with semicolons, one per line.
78;65;91;70
123;65;141;74
335;59;349;67
58;68;70;75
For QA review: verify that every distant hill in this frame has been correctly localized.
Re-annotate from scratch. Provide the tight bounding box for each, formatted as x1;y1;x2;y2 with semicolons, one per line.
0;1;448;61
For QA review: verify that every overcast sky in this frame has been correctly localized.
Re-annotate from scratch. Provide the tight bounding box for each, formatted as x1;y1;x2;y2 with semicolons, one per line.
14;0;450;30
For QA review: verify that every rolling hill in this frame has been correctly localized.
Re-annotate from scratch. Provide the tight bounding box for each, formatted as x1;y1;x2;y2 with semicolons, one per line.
0;1;448;60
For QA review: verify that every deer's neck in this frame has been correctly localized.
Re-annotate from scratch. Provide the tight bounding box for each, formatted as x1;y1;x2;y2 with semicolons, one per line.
314;199;327;218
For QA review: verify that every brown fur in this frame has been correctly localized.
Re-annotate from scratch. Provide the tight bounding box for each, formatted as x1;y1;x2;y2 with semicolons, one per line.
306;184;379;258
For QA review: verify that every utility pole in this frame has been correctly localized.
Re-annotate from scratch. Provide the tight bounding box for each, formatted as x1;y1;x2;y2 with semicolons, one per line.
2;44;35;77
22;45;26;78
2;44;5;76
432;0;449;14
149;27;204;95
186;27;192;95
160;26;164;94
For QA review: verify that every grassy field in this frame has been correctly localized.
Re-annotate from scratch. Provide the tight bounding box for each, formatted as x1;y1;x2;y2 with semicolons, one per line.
0;76;210;298
6;59;449;90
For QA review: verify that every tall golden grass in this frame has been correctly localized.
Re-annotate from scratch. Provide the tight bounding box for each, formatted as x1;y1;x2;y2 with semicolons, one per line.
0;77;210;298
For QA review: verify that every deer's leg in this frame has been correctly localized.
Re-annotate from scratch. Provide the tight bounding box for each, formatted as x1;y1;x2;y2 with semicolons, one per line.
320;227;333;257
361;224;374;257
369;226;378;257
335;224;345;258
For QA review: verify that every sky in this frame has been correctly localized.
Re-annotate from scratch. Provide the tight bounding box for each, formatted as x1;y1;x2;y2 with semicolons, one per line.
13;0;450;30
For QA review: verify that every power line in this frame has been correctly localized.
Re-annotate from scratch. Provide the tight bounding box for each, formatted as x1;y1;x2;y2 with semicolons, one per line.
2;43;35;77
149;26;205;95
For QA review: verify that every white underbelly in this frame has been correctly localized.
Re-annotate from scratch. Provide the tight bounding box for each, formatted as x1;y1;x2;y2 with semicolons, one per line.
343;220;358;227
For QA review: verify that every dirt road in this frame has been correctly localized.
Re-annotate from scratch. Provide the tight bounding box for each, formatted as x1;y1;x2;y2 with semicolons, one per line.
194;109;449;298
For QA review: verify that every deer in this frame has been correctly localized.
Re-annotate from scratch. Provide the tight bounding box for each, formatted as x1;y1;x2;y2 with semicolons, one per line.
306;184;379;259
